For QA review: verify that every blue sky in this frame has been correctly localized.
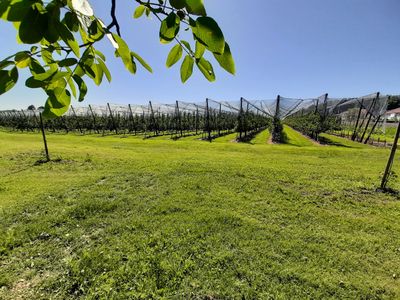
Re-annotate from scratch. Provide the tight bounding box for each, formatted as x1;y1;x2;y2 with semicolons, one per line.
1;0;400;110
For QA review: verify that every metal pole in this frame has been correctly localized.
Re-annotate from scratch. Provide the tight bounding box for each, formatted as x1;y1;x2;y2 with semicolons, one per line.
352;99;364;141
239;98;244;140
381;120;400;189
88;105;99;134
70;105;82;134
128;104;134;133
39;112;50;162
206;98;211;142
107;103;118;135
360;93;379;143
364;116;381;145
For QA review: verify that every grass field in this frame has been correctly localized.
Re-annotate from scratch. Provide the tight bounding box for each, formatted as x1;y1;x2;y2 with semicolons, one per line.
1;130;400;299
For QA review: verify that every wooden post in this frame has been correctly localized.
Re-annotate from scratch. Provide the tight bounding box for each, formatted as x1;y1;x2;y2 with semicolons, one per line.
39;112;50;162
206;98;211;142
352;99;364;141
381;120;400;189
314;98;319;114
239;98;244;140
195;107;199;135
149;101;158;136
218;102;222;136
272;95;281;143
107;103;118;134
176;101;182;137
364;116;381;144
88;105;99;134
128;104;134;133
322;93;328;119
70;105;82;134
360;93;379;143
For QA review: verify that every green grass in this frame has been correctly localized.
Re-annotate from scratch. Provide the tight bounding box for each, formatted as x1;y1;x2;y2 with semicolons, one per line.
283;126;316;147
250;129;270;145
1;131;400;299
319;133;372;149
213;132;238;143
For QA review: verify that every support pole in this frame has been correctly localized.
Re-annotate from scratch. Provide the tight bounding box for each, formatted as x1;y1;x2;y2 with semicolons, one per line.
381;120;400;189
39;112;50;162
272;95;281;143
322;93;329;119
239;98;244;140
176;101;182;137
206;98;211;142
360;93;379;143
71;105;82;134
195;107;199;135
218;102;222;136
107;103;118;134
149;101;157;136
128;104;134;133
314;98;319;114
88;105;99;134
352;99;364;141
364;116;381;144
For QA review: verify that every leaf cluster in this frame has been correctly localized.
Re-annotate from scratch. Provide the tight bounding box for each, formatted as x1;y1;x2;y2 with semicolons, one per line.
0;0;235;118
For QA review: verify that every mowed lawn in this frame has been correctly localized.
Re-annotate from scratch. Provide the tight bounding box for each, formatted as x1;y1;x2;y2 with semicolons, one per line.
0;130;400;299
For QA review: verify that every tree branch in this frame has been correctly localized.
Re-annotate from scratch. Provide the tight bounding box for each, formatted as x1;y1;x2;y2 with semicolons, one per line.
107;0;121;36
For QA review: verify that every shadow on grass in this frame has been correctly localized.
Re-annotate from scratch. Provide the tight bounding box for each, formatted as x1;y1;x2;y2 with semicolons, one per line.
318;135;354;148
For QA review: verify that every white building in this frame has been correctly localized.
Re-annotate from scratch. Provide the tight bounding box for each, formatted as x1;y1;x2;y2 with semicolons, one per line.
385;108;400;122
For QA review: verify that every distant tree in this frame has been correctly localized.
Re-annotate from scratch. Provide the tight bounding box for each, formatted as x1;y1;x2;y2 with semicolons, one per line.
27;104;36;110
0;0;235;118
387;95;400;110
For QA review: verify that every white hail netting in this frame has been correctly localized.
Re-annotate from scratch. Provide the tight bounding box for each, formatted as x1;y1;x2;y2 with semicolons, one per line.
0;94;389;120
326;93;388;118
207;99;240;115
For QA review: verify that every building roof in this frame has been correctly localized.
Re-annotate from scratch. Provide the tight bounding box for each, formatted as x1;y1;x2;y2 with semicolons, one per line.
386;107;400;115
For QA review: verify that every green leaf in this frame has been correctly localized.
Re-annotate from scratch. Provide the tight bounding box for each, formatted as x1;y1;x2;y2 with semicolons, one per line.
192;17;225;54
0;67;18;95
196;57;215;82
93;63;103;86
58;58;78;67
25;76;45;88
72;75;87;102
131;51;152;73
95;50;106;61
66;71;77;98
33;65;57;81
180;55;194;83
112;34;136;74
97;59;112;82
166;44;183;68
185;0;206;16
145;7;151;17
170;0;185;9
180;40;192;51
56;22;80;57
0;61;15;70
87;19;105;42
19;5;47;44
133;5;146;19
213;42;235;75
194;40;205;59
43;91;71;118
159;12;180;44
15;52;31;68
1;0;33;22
44;2;61;43
29;58;45;75
63;11;79;32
